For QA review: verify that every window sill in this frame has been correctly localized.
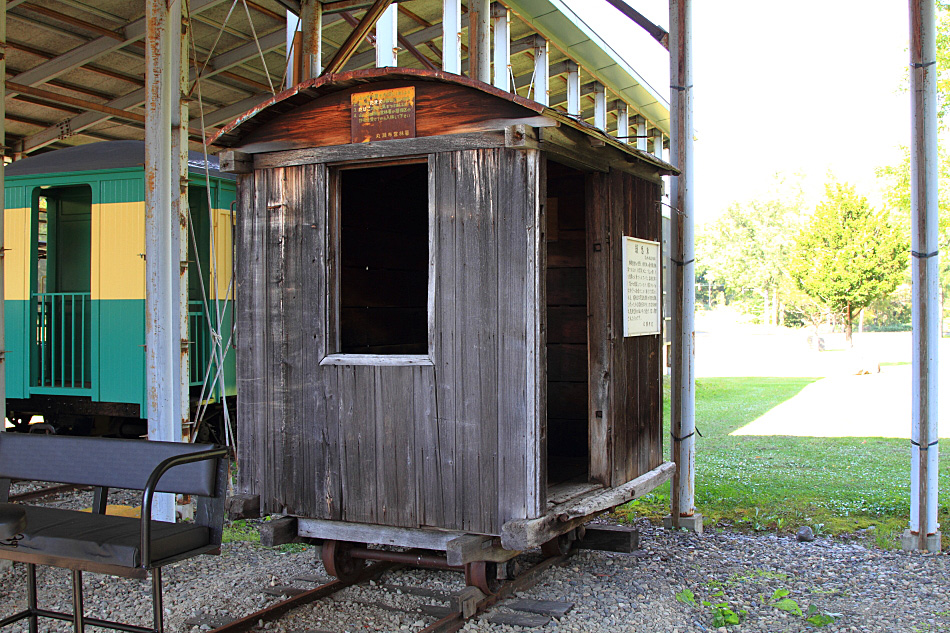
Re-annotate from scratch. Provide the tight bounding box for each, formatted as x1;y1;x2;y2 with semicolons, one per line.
320;354;434;367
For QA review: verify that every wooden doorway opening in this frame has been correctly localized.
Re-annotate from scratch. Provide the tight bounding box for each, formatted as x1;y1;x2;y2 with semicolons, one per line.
545;161;591;489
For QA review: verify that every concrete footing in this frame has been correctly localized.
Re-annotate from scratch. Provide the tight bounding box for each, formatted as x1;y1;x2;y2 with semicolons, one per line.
901;529;942;553
664;514;703;535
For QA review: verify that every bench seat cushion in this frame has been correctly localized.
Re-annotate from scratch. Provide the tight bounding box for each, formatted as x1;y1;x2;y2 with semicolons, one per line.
4;506;210;568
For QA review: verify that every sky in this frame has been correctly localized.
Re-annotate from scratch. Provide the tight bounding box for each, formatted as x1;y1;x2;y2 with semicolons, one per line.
561;0;916;224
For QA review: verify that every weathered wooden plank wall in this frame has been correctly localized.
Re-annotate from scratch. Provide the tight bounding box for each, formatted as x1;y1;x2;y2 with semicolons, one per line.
609;170;663;486
237;148;542;535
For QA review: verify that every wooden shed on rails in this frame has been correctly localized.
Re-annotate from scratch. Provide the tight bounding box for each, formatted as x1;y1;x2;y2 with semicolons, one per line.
214;68;675;585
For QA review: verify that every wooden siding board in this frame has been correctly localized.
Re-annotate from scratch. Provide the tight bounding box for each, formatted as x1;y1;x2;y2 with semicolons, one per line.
477;150;500;534
607;168;630;487
377;367;418;527
497;149;529;524
236;173;263;499
431;151;458;529
293;163;333;518
585;172;611;486
455;150;490;533
412;365;437;528
264;168;288;512
527;151;544;518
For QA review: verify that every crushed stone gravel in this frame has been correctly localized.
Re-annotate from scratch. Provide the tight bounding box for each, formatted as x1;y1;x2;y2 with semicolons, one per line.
1;492;947;633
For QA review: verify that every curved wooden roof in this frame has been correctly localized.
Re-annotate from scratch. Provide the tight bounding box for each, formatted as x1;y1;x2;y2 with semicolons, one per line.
210;68;676;175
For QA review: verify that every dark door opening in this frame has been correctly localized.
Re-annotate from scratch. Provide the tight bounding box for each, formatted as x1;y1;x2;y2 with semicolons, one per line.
545;161;590;487
31;185;92;390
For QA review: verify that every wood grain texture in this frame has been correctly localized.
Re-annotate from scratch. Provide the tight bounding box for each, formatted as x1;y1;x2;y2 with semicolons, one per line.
238;81;537;154
236;172;263;498
585;171;611;486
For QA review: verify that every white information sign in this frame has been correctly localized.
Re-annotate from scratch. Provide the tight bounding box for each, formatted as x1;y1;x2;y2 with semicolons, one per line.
622;236;661;337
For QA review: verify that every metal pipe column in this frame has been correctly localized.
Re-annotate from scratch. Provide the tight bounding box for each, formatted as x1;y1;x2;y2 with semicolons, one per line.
905;0;941;552
301;1;323;79
145;0;187;522
667;0;700;532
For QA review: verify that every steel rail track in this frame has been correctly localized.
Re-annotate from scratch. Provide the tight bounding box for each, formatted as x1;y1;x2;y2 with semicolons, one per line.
207;552;572;633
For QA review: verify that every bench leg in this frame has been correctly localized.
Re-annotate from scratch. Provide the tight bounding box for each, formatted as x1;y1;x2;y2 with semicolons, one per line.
151;568;163;633
71;570;85;633
26;563;38;633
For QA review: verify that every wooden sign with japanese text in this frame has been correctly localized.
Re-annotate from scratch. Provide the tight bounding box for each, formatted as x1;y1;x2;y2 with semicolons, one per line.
350;87;416;143
622;236;661;337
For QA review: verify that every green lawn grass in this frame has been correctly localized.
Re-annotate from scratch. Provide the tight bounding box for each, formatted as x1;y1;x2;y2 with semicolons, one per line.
616;377;950;549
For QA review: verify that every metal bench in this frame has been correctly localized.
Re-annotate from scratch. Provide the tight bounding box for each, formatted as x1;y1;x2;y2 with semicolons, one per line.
0;432;228;633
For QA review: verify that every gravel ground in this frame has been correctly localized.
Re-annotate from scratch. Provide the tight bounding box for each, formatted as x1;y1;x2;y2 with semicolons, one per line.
3;495;949;633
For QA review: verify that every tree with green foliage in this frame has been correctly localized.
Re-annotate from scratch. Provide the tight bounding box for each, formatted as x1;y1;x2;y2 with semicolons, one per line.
876;2;950;334
697;177;805;323
789;182;907;345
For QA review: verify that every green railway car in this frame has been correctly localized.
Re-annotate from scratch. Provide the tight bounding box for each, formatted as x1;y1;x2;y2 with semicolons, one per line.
3;141;236;438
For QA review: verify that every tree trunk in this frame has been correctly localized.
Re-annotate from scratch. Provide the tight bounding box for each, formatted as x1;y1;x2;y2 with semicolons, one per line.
845;301;853;347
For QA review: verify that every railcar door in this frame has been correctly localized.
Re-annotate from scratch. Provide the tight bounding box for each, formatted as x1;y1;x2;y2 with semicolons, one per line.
31;185;93;393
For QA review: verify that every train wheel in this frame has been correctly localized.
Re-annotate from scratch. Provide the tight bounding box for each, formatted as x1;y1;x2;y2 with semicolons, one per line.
464;561;501;595
321;540;366;581
541;526;582;558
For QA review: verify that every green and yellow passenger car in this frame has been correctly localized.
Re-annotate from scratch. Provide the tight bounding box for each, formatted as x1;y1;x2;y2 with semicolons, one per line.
4;141;236;438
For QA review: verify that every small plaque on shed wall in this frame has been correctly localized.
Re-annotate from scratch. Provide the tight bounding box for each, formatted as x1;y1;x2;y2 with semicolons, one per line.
622;236;661;337
351;87;416;143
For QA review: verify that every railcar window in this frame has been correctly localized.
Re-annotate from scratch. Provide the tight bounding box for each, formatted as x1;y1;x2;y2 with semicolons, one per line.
336;162;428;355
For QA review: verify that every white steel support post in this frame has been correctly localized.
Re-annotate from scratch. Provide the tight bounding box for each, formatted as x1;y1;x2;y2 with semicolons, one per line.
532;36;549;106
566;60;580;116
654;129;664;159
469;0;490;82
145;0;187;522
904;0;941;553
491;3;509;91
301;0;323;79
443;0;462;74
636;116;648;152
285;10;300;89
376;3;398;67
666;0;701;534
616;100;630;143
593;83;606;131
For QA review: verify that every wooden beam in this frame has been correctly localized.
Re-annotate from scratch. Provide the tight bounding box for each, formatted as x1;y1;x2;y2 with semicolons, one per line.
501;462;675;550
322;0;393;74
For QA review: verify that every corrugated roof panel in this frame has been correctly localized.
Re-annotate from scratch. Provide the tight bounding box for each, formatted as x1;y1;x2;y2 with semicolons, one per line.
504;0;670;135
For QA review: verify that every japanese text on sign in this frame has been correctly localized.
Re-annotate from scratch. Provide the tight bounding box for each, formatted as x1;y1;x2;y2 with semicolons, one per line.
351;87;416;143
622;236;661;337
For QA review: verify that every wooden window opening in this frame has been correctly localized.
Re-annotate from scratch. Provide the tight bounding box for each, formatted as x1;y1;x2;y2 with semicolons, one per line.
328;161;430;359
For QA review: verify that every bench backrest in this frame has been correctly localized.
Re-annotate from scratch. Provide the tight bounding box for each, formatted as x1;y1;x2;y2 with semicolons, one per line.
0;433;220;497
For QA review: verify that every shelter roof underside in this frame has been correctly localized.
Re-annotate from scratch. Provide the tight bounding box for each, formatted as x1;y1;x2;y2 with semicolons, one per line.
2;0;670;158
